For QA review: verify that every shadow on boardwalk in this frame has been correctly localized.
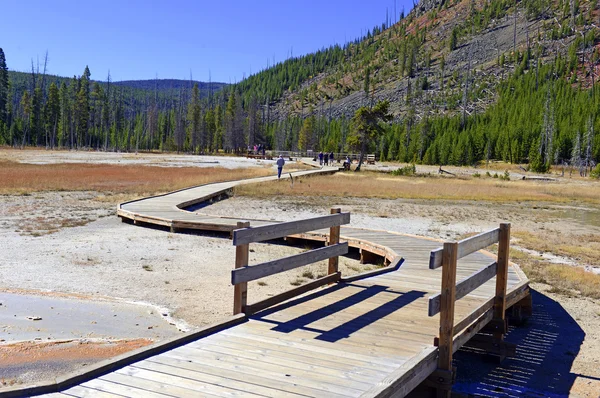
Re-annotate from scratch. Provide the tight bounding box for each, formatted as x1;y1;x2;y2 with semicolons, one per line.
452;289;587;397
254;283;426;343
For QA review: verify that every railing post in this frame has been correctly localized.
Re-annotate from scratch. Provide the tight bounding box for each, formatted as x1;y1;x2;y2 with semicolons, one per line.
233;221;250;315
432;241;458;398
493;222;511;339
328;207;341;276
438;242;458;369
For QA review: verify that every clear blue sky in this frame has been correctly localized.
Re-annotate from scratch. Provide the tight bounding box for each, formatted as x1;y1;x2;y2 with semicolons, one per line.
1;0;414;83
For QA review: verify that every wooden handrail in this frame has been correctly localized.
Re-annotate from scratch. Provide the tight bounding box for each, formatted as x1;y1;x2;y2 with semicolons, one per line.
233;212;350;246
428;261;497;316
232;208;350;315
429;228;500;269
427;223;511;396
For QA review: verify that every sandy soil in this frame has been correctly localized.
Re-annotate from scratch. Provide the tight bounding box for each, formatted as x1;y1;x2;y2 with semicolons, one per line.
1;150;599;395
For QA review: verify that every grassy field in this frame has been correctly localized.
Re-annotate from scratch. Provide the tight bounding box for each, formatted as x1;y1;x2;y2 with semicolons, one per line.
0;160;274;199
235;171;600;204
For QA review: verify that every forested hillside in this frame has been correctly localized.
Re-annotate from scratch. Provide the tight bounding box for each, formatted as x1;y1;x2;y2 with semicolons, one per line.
0;0;598;173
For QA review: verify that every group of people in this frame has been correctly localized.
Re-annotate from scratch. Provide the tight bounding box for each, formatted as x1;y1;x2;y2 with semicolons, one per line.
318;151;335;166
248;143;265;156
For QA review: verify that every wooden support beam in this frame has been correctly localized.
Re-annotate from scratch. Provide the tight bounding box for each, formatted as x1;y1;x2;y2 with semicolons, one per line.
360;248;381;265
233;221;250;315
462;334;517;361
328;207;341;276
493;223;510;340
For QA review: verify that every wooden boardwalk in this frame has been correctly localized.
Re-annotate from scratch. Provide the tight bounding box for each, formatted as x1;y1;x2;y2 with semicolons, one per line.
20;166;528;398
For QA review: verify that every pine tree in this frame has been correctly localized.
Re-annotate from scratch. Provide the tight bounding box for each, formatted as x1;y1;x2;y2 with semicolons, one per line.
75;66;91;147
0;48;8;126
298;114;316;150
188;83;201;152
348;100;392;171
45;82;60;149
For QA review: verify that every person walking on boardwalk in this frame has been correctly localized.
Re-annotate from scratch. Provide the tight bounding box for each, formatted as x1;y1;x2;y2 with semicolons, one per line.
276;155;285;179
318;151;323;166
329;151;334;165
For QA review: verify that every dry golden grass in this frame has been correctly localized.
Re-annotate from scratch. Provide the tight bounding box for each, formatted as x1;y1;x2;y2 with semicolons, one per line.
513;231;600;266
0;160;274;196
514;249;600;299
235;171;600;204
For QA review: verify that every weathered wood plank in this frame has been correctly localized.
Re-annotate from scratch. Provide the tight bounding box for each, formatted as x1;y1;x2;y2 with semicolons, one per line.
233;212;350;245
202;333;392;373
187;339;382;383
144;354;341;397
113;365;266;397
232;243;348;285
161;348;364;397
429;228;500;269
82;377;173;398
428;261;497;316
245;272;340;314
359;347;438;398
59;385;128;397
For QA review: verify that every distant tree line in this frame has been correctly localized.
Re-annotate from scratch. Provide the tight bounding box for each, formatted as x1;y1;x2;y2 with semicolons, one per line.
0;0;598;173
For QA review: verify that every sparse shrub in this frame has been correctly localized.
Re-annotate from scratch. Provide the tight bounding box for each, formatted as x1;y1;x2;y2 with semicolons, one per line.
301;270;315;279
498;170;510;181
290;277;305;286
473;172;481;178
391;164;416;176
591;164;600;179
493;173;499;178
486;171;492;177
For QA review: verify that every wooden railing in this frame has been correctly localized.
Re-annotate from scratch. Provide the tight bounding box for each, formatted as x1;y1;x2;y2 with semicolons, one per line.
231;208;350;315
427;223;511;395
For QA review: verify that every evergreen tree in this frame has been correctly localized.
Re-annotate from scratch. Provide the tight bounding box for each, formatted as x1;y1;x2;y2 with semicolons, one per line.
348;100;392;171
188;83;201;152
0;48;8;126
298;114;316;150
45;82;60;149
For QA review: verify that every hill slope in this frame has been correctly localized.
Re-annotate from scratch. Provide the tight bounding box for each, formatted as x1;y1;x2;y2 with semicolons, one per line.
238;0;598;121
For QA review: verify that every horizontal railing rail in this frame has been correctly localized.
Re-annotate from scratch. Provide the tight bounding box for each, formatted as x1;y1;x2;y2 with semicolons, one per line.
233;212;350;246
231;243;348;285
429;228;500;269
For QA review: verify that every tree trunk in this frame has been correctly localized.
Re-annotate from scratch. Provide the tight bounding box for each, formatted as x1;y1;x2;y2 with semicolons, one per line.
355;134;367;172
